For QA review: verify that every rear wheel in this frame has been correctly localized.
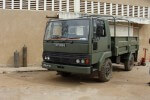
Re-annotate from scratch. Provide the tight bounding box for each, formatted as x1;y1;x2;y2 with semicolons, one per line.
98;59;112;82
124;54;134;71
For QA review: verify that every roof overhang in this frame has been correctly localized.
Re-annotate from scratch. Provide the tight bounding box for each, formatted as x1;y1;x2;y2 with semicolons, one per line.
58;12;150;24
117;16;150;24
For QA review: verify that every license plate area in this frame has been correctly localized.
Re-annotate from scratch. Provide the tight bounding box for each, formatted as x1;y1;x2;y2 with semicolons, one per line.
57;66;64;69
43;63;51;68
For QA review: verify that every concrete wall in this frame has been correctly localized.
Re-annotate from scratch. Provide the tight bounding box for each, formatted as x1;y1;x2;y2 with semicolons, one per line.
0;10;57;67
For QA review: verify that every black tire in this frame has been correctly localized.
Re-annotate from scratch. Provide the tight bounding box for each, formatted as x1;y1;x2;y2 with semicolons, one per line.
124;54;134;71
98;59;112;82
59;72;71;77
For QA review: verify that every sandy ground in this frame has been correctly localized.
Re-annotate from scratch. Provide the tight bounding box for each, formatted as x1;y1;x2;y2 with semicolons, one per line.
0;65;150;100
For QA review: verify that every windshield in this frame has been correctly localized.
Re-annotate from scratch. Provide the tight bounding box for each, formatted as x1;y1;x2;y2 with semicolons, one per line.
44;19;90;41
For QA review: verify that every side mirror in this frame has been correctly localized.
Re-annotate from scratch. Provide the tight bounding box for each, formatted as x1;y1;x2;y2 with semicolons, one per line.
93;26;97;34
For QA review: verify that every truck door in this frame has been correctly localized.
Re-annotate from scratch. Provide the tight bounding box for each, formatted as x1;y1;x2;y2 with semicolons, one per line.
93;19;110;52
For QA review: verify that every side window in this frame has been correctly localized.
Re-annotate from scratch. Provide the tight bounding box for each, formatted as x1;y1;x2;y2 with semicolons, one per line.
96;19;106;37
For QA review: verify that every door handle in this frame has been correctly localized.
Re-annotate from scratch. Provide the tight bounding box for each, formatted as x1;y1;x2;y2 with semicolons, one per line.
93;42;98;50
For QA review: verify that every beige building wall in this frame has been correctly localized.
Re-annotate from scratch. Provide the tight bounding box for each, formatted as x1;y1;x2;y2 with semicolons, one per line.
138;24;150;61
0;9;149;67
0;10;57;67
91;0;150;7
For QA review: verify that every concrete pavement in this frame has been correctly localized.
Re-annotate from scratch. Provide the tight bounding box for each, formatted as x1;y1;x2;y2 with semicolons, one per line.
0;66;47;74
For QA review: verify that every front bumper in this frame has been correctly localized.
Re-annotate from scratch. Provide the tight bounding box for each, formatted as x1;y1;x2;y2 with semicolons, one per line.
42;62;92;74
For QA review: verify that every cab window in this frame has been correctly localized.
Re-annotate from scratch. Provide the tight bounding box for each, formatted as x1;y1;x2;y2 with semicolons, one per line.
93;19;105;37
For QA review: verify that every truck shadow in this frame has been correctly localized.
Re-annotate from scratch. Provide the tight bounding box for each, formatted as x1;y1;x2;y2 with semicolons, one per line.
50;65;126;85
50;74;100;85
6;65;129;87
113;65;125;72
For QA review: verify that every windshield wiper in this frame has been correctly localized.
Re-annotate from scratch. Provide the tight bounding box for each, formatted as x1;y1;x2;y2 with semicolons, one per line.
67;37;81;39
58;38;74;44
52;35;62;39
44;39;54;43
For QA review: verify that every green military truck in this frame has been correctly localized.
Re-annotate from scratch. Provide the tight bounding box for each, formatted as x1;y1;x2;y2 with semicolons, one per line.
42;15;139;82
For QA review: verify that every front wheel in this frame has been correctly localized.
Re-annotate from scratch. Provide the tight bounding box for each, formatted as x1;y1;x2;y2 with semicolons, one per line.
98;59;112;82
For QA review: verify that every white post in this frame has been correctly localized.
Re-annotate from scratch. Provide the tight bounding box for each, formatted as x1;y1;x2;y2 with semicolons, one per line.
85;0;87;13
59;0;62;12
104;2;106;15
132;6;134;17
20;0;22;9
36;0;38;10
127;5;129;16
52;0;54;11
116;4;118;16
11;0;14;9
44;0;46;11
98;1;100;14
28;0;31;10
91;1;93;13
143;7;145;18
121;4;124;16
110;3;112;15
138;6;140;17
148;7;150;18
74;0;80;13
67;0;69;12
28;0;30;10
3;0;5;9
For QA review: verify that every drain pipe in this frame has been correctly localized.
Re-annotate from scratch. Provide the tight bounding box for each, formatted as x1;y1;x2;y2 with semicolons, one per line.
14;50;19;68
23;45;27;67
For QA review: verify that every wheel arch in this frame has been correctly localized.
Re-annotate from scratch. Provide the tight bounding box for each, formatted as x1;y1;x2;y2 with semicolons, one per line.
123;52;135;61
98;51;112;71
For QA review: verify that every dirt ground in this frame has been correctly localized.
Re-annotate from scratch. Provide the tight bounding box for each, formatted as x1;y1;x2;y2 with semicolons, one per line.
0;65;150;100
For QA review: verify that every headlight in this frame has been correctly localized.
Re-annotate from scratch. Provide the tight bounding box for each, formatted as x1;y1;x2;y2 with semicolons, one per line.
76;59;80;63
81;59;85;64
47;57;50;60
76;58;90;64
44;56;50;60
44;56;47;60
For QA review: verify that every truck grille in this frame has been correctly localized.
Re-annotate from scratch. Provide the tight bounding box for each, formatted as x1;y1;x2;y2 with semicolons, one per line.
43;51;90;65
50;57;73;64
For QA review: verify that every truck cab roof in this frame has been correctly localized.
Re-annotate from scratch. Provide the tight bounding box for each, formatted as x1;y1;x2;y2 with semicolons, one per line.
49;17;108;22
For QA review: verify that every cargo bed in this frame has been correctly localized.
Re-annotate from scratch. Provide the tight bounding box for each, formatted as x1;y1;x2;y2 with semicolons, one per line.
111;37;139;56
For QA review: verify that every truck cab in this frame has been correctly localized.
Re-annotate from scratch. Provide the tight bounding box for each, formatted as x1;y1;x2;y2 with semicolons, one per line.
42;15;139;82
